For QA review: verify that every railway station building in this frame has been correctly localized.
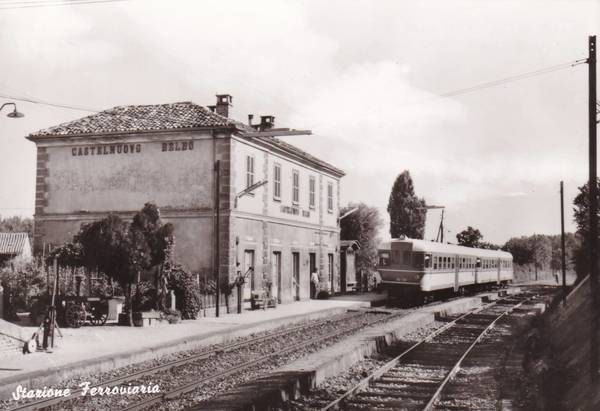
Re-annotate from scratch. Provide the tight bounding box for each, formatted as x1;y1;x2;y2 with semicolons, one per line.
27;95;345;304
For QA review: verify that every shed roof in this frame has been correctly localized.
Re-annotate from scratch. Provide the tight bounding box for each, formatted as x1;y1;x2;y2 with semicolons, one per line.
0;233;29;255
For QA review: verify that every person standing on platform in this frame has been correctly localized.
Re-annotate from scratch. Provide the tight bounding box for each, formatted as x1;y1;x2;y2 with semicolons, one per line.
310;269;319;299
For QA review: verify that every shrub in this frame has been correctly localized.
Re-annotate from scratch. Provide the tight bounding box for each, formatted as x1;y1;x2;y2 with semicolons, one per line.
167;265;201;320
131;281;156;312
160;307;181;324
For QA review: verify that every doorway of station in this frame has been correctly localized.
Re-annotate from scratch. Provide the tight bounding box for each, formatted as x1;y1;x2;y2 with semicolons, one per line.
243;250;255;301
272;251;282;304
292;252;300;301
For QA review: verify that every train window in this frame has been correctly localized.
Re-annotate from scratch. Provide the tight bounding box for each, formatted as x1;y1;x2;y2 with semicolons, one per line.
433;256;438;270
476;258;481;268
424;254;431;268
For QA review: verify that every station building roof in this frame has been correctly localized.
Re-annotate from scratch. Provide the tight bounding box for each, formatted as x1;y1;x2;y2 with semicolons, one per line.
27;101;345;177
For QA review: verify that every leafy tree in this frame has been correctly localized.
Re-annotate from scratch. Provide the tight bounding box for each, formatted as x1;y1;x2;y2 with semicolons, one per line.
573;178;600;280
456;226;483;247
387;170;427;239
46;241;83;269
0;215;33;239
76;214;147;326
503;236;534;266
130;203;174;310
340;203;383;273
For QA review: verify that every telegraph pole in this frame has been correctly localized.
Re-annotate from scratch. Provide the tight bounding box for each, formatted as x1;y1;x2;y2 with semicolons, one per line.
588;35;598;381
560;181;567;299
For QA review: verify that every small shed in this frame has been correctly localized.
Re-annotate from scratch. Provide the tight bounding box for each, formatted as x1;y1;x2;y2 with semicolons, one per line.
0;233;32;266
340;240;361;293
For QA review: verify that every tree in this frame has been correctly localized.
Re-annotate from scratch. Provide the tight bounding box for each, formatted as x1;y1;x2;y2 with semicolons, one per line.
340;203;383;273
130;203;174;309
572;178;600;280
387;170;427;239
76;214;147;326
456;226;483;247
503;236;534;266
0;215;33;239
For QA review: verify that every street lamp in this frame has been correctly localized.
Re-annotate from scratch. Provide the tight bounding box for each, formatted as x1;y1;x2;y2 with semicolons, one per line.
0;102;25;118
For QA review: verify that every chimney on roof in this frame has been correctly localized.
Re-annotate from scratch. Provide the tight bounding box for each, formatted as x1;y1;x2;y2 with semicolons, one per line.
215;94;232;118
259;115;275;131
207;105;216;113
248;114;254;126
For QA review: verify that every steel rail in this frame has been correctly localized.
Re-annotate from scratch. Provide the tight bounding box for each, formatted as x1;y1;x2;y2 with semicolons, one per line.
319;293;532;411
122;309;411;411
422;297;531;411
7;310;369;411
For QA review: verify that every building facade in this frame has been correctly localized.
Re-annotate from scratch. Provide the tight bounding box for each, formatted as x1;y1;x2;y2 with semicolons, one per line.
27;95;344;304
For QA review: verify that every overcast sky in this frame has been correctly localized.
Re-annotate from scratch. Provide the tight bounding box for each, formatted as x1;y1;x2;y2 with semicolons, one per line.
0;0;599;244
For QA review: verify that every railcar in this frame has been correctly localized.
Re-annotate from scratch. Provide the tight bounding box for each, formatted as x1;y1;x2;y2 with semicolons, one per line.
378;237;513;303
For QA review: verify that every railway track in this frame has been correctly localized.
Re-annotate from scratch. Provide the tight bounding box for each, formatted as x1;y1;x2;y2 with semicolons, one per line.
6;310;372;411
7;309;407;411
318;292;538;410
119;308;408;411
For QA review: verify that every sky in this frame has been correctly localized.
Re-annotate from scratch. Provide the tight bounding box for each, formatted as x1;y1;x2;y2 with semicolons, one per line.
0;0;599;245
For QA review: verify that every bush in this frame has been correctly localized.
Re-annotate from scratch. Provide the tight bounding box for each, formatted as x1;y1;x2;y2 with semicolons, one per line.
167;265;201;320
1;259;47;316
160;307;181;324
131;281;156;312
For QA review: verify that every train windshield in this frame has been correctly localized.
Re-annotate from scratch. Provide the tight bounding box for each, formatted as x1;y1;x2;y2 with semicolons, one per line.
412;252;425;269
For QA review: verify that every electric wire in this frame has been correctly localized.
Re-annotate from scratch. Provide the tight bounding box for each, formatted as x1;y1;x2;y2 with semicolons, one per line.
0;59;587;115
0;0;129;10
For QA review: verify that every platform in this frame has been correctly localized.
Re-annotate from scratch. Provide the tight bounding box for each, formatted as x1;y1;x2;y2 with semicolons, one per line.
0;298;367;399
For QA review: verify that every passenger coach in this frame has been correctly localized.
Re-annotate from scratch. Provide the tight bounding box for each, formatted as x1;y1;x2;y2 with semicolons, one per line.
378;237;513;303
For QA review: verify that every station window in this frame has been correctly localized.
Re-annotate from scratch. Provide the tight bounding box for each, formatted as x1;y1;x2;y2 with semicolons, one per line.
309;176;316;209
246;155;255;188
292;170;299;204
273;163;281;200
327;182;334;212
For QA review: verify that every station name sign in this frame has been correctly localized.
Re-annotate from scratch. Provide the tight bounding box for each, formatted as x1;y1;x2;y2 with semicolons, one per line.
71;143;142;156
70;140;194;157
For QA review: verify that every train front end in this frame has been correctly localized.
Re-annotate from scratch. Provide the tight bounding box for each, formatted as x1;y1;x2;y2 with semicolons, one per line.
378;239;426;299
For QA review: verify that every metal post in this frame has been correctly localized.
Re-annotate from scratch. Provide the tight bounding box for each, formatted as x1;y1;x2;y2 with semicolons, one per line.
588;35;599;381
560;181;567;301
215;160;221;318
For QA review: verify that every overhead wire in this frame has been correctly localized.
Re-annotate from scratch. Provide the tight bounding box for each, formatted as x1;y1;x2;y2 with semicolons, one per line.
0;0;129;10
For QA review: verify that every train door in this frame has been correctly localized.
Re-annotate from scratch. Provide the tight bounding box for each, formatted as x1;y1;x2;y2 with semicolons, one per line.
475;257;481;284
292;252;300;301
497;258;501;284
243;250;255;300
454;254;460;292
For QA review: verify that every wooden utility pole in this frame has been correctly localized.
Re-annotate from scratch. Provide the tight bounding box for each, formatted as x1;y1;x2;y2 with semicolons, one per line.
588;34;598;381
560;181;567;298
